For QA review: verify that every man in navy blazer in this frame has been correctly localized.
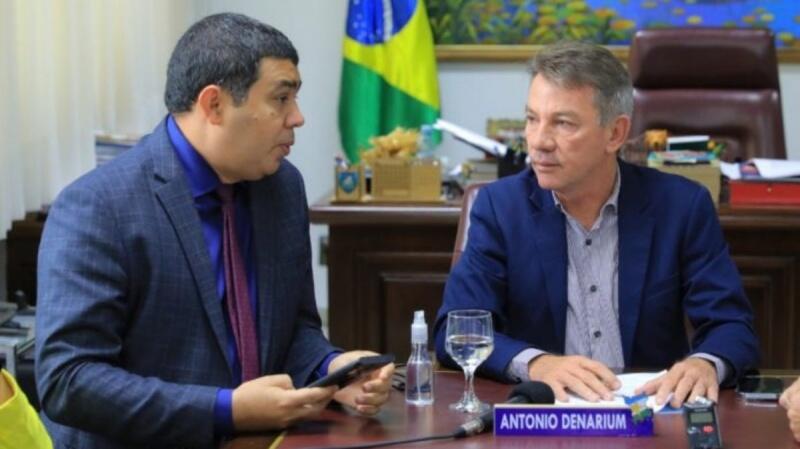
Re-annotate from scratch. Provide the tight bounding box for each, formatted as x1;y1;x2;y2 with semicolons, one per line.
36;14;392;448
435;41;758;409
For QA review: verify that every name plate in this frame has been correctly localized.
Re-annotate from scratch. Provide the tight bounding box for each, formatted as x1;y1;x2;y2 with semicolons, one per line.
494;404;654;437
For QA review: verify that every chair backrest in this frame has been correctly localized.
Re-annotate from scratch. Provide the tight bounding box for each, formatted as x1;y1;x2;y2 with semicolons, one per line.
451;182;488;268
628;28;785;161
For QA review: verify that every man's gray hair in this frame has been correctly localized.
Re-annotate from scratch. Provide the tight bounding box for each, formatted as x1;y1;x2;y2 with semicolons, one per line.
528;41;634;125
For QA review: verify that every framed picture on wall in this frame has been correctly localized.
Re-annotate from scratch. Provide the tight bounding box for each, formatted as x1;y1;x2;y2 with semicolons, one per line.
428;0;800;62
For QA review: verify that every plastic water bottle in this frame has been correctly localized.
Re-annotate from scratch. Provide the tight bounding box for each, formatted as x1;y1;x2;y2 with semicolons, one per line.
406;310;434;406
418;124;438;159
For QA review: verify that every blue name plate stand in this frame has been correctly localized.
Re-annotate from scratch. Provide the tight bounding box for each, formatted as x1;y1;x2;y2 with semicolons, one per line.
494;403;654;437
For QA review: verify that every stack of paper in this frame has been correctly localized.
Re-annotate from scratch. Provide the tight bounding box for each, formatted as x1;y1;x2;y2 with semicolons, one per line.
721;158;800;180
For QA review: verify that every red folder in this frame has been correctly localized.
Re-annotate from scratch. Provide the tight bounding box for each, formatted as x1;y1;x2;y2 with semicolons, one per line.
729;180;800;205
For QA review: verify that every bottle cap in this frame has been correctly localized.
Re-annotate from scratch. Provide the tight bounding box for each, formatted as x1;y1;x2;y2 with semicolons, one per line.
411;310;428;343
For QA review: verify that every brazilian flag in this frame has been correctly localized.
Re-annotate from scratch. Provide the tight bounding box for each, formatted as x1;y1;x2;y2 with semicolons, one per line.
339;0;441;163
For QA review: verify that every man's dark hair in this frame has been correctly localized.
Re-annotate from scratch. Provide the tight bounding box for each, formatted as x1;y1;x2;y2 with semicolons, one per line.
164;13;298;113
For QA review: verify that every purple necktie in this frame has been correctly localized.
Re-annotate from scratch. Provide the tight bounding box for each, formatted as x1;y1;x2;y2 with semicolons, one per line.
218;184;259;382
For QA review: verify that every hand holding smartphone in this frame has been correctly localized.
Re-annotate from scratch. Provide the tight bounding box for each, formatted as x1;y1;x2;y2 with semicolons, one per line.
307;354;395;388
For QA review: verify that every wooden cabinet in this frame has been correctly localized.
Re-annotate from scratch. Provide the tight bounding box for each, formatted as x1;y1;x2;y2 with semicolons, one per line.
310;201;458;362
6;212;45;306
719;207;800;369
312;199;800;369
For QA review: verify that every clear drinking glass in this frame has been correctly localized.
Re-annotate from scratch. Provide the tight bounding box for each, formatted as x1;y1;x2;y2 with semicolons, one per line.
444;309;494;413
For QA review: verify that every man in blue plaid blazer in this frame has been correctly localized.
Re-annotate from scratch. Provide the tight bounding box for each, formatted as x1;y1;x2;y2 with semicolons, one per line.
35;13;393;449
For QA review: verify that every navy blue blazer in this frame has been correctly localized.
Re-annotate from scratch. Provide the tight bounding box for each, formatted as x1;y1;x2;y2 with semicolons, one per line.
435;161;759;384
35;120;336;448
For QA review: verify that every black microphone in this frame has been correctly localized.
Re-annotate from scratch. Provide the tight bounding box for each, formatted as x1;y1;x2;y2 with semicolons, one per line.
454;381;555;438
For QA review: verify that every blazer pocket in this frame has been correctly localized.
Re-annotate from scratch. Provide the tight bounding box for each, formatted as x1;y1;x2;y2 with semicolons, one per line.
645;273;680;300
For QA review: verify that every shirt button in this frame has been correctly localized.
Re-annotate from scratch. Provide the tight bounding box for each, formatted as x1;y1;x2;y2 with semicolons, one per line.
585;238;592;246
594;330;602;338
589;285;597;293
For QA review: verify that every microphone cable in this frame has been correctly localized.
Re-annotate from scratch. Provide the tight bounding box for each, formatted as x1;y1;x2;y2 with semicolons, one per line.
303;381;555;449
303;430;459;449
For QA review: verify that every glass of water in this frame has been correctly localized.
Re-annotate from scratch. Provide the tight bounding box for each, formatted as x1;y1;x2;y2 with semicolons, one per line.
445;309;494;413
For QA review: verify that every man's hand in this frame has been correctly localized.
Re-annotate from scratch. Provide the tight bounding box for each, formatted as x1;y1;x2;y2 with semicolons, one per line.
635;357;718;408
231;374;335;431
780;378;800;441
528;355;620;402
329;350;394;416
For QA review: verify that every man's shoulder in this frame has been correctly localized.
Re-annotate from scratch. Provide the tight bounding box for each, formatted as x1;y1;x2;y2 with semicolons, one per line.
273;158;302;183
480;167;537;200
246;159;307;215
464;168;549;221
621;160;708;201
251;158;303;192
54;123;167;204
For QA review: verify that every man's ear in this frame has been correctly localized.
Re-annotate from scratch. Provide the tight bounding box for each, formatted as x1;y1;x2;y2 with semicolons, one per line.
195;85;225;125
607;114;631;155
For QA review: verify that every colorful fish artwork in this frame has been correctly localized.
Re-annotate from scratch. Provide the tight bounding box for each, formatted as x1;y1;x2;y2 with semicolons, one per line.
427;0;800;47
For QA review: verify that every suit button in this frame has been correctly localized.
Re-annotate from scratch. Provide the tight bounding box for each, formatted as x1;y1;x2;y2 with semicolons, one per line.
594;330;602;338
585;238;592;246
589;285;597;293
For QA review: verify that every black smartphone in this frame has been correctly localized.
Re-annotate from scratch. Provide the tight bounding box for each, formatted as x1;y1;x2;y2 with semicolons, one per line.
736;376;784;401
307;354;395;388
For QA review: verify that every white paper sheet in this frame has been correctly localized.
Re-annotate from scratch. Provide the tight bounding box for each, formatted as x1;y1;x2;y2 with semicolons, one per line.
720;161;741;180
554;370;671;413
434;119;508;157
751;158;800;179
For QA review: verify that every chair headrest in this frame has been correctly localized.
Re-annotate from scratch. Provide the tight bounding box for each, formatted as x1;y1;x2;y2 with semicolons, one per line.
629;28;779;90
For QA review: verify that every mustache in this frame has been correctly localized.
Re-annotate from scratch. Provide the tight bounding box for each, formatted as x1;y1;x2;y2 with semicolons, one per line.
530;151;559;165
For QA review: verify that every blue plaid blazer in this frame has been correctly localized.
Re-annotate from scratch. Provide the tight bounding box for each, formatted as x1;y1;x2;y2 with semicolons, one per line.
35;119;335;448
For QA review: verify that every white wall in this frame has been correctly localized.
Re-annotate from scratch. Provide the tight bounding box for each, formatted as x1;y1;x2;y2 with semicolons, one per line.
191;1;800;314
780;66;800;158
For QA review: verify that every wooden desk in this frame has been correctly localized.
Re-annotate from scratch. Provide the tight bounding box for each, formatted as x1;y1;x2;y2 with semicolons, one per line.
7;200;800;366
234;371;797;449
311;199;800;368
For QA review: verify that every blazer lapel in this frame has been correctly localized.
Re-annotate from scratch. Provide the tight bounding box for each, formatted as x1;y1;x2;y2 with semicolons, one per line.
529;183;568;351
149;123;231;377
248;178;277;374
617;161;654;366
